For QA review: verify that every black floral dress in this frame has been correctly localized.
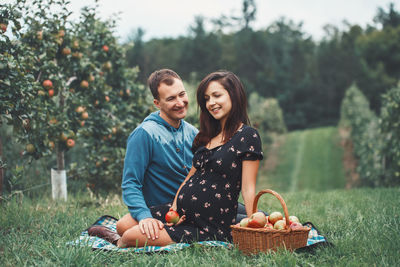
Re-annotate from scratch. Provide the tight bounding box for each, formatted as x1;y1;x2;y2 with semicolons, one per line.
150;125;263;243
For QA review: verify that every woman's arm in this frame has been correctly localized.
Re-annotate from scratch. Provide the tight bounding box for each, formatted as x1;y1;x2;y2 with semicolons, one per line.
241;160;260;217
171;166;196;211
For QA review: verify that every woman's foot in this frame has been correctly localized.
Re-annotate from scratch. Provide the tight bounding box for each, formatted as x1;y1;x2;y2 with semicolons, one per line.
87;225;120;245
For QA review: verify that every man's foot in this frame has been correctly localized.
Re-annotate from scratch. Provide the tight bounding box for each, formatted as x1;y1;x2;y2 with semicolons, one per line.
87;225;120;245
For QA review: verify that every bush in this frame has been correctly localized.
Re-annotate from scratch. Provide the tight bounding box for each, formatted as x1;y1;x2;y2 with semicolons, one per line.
380;84;400;186
339;84;384;186
248;92;287;146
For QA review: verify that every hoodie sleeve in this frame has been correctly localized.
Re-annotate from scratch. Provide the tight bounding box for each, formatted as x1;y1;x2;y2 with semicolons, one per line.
122;128;153;221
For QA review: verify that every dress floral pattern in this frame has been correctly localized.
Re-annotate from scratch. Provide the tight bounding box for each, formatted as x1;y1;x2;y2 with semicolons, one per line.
150;125;263;243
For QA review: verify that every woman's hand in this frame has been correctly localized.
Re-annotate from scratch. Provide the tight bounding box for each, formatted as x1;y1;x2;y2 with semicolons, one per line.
165;207;186;227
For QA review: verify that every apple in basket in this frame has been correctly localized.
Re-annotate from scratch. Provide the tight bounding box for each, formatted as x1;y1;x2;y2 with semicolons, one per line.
264;222;274;229
247;212;267;228
289;222;303;230
240;217;250;227
289;215;300;224
268;211;283;225
273;219;286;230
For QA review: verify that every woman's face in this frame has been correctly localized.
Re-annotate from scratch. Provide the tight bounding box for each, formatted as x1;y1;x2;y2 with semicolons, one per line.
204;81;232;125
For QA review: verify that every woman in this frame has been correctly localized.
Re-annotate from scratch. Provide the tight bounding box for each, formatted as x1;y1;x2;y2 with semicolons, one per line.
89;70;263;247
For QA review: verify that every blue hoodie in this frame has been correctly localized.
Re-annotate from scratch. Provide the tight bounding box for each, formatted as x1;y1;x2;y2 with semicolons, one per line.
122;111;198;222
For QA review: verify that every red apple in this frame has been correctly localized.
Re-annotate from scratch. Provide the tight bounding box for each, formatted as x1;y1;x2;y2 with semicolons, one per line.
102;45;109;52
72;52;83;59
264;223;274;229
60;133;68;142
273;219;286;230
165;209;179;224
48;89;55;97
75;106;85;113
62;47;71;55
289;222;303;230
239;218;250;227
248;212;267;228
81;111;89;120
80;80;89;88
42;79;53;89
289;215;300;224
0;23;7;33
268;211;283;225
66;138;75;148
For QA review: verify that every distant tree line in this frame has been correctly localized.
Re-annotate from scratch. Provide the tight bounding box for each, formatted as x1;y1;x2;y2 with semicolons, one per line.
124;1;400;130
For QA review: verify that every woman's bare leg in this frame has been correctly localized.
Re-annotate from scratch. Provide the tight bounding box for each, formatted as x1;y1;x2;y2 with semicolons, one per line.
116;213;138;236
117;225;174;248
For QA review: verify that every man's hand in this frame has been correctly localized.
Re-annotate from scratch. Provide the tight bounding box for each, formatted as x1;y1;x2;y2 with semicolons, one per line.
138;218;164;240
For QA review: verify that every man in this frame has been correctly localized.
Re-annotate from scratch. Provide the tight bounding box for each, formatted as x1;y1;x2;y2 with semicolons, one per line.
117;69;198;241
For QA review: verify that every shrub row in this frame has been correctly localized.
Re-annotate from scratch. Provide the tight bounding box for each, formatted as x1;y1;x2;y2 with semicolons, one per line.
340;83;400;186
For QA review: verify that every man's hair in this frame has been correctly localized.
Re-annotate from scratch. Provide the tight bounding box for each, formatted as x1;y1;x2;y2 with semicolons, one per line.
147;69;181;99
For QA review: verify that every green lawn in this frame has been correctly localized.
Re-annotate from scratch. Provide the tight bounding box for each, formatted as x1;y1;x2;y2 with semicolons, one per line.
257;126;346;192
1;187;399;266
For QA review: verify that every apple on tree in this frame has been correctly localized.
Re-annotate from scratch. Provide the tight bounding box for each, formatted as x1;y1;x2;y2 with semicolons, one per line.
42;79;53;89
81;111;89;120
80;80;89;88
102;45;109;52
62;47;71;55
1;23;8;33
75;106;85;113
26;144;35;154
66;138;75;148
48;89;55;97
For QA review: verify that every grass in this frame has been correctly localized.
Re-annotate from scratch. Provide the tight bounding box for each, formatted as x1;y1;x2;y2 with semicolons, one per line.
2;126;398;266
258;126;346;192
1;187;399;266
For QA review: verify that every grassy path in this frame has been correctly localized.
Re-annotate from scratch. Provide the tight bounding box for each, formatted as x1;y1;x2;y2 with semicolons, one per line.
289;131;305;192
257;126;346;192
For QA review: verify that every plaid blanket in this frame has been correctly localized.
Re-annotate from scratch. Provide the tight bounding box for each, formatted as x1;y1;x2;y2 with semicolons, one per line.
66;215;329;253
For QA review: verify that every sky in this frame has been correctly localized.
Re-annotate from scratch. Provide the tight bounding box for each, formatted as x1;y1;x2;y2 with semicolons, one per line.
5;0;397;41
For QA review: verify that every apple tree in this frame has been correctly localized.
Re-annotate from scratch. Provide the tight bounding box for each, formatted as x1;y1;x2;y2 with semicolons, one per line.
1;0;150;195
66;6;151;192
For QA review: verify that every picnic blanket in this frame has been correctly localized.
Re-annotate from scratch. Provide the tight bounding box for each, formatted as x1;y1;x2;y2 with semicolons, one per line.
66;215;330;253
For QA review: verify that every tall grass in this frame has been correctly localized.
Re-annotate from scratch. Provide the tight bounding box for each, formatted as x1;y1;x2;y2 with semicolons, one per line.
1;188;399;266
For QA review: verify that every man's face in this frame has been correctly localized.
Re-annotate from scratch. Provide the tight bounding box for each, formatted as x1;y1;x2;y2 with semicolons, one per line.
154;78;188;127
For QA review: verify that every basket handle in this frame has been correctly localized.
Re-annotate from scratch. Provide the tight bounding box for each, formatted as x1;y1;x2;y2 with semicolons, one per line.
252;189;291;229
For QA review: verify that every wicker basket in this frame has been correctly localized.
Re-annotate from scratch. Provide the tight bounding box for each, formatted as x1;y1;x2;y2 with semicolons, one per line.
230;189;310;255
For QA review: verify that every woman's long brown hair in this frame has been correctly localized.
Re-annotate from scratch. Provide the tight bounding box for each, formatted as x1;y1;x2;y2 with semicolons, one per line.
192;70;250;151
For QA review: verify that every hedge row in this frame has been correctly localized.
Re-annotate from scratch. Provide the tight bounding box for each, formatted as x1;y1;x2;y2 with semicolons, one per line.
340;83;400;186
